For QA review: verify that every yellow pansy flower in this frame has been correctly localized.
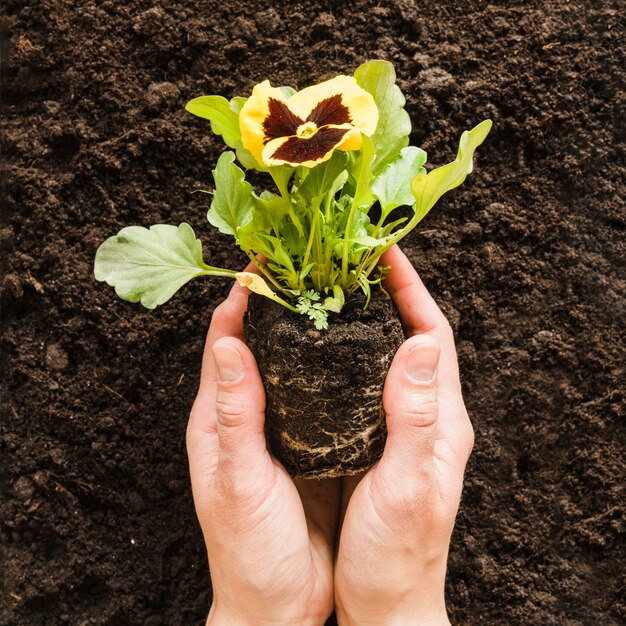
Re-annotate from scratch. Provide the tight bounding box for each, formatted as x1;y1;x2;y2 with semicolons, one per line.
239;75;378;168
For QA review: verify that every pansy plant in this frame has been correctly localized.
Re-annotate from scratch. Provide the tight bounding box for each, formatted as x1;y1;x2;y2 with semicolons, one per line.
95;60;492;329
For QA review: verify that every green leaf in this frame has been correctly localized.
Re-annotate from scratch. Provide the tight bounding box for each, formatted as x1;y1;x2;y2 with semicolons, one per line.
379;216;408;237
259;234;296;271
324;284;345;313
209;151;254;236
298;152;348;204
229;96;247;115
411;120;492;221
252;190;286;234
371;146;427;215
94;223;234;309
354;60;412;174
350;235;381;247
278;86;297;98
350;135;376;211
185;96;241;149
187;95;269;172
282;222;306;256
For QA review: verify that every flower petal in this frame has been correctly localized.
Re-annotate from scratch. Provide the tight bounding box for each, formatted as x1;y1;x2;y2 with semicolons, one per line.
287;75;378;136
335;126;363;152
307;94;352;126
262;126;353;167
240;80;303;164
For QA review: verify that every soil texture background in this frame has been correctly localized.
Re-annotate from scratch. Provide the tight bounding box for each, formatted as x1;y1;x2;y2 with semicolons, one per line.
1;1;624;624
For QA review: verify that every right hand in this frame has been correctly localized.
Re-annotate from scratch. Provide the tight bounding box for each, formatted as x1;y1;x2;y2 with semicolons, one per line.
334;245;475;626
187;279;338;626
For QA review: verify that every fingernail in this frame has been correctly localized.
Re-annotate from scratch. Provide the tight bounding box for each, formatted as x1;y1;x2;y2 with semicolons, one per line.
213;343;243;382
406;343;440;383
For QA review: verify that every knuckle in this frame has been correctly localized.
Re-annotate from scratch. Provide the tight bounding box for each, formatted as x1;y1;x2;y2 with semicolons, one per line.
217;470;252;502
216;463;273;512
403;398;439;428
215;395;248;428
374;468;433;520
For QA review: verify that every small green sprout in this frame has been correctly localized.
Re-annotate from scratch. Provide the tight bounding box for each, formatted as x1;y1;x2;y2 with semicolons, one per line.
94;60;492;327
296;290;329;330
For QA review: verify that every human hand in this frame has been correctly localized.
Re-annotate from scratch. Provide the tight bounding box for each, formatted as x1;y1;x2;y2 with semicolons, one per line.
186;277;339;626
334;245;475;626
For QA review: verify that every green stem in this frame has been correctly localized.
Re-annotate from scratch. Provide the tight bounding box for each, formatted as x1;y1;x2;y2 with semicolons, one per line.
271;169;304;238
270;294;300;313
302;200;320;272
340;198;358;287
324;190;333;223
245;251;290;296
202;266;239;278
314;206;325;292
354;205;429;289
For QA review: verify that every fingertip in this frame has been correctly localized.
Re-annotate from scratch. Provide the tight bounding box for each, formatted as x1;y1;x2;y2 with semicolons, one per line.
383;333;441;420
212;336;263;390
212;335;243;353
388;334;441;378
227;280;251;310
405;335;441;384
402;332;442;354
212;337;245;384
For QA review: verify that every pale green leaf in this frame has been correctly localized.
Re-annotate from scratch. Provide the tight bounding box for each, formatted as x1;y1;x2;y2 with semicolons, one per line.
299;152;348;204
186;96;241;149
253;190;286;234
350;235;381;247
354;60;411;174
371;146;427;214
324;284;345;313
209;151;254;236
94;223;233;309
279;86;297;98
229;96;247;114
350;135;376;211
411;120;492;221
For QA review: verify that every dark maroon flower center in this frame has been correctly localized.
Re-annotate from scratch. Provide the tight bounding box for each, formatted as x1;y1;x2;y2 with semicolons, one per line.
270;127;350;163
263;94;352;142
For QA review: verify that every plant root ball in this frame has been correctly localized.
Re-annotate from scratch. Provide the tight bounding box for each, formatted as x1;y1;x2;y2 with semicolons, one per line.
244;289;405;478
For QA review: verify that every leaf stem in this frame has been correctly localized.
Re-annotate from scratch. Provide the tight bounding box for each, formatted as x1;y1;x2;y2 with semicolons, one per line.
245;251;291;296
202;266;239;278
350;211;422;292
271;169;304;238
340;198;358;287
302;200;320;272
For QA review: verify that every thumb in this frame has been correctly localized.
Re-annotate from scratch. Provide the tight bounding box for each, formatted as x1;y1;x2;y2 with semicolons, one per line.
380;334;441;479
213;336;268;474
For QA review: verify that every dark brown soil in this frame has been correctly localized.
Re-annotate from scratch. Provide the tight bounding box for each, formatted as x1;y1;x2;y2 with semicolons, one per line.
1;1;624;625
245;291;405;478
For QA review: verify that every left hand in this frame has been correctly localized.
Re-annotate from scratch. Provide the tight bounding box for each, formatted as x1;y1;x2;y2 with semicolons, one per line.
334;245;474;626
186;278;339;626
